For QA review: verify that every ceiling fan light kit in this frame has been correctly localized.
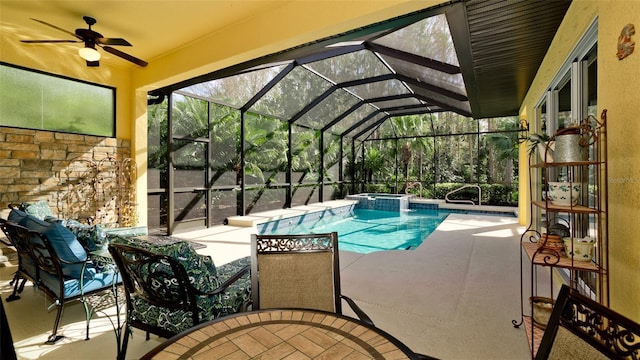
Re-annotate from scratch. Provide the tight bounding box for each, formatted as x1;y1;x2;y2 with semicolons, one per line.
21;16;147;67
78;45;100;62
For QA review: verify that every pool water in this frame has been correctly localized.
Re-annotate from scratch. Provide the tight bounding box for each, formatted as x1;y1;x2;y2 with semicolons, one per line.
261;208;451;254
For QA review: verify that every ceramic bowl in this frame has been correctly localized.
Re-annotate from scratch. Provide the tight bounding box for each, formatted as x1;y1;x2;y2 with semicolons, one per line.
562;237;594;262
547;182;581;206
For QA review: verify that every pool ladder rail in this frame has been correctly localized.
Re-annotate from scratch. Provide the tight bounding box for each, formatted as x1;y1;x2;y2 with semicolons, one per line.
445;184;482;206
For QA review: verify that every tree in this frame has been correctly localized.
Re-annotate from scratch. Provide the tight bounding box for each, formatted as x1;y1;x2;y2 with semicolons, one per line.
484;118;520;184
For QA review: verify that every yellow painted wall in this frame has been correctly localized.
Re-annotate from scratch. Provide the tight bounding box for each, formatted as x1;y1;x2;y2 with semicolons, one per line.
519;0;640;322
131;1;440;91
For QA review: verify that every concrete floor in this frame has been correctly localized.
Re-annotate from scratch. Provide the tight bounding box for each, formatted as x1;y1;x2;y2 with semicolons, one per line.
1;204;534;359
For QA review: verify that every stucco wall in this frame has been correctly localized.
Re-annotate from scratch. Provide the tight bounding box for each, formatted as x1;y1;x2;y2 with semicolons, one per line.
519;0;640;322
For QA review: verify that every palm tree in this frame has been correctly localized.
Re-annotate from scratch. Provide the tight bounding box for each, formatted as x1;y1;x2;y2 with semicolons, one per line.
484;118;520;184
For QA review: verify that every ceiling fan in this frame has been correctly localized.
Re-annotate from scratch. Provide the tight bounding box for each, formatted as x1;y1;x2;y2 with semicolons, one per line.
21;16;148;67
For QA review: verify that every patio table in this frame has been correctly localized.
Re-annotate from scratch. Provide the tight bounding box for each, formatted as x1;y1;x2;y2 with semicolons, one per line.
141;308;420;359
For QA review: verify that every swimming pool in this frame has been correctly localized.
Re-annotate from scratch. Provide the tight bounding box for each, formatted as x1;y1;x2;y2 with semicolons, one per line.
260;208;451;254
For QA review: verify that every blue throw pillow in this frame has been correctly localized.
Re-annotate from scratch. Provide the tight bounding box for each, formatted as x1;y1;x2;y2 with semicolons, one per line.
42;222;91;279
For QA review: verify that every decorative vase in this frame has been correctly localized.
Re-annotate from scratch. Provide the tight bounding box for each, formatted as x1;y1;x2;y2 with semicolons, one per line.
547;182;581;206
554;133;585;162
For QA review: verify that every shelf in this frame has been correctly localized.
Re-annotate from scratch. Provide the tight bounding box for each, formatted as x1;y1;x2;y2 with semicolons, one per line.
530;160;601;168
522;242;599;271
532;200;599;214
523;316;544;357
519;112;608;357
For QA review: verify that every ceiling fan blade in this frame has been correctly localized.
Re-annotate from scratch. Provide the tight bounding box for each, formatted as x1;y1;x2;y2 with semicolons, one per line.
29;18;82;40
21;39;82;43
102;46;148;67
97;38;132;46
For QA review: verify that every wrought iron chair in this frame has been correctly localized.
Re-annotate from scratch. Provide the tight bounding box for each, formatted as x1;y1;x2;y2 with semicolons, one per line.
0;218;31;301
535;284;640;360
108;243;250;360
251;232;373;325
0;219;120;344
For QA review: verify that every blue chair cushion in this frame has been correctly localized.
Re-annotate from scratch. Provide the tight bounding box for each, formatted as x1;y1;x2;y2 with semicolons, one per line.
18;213;51;233
42;222;91;279
18;215;90;279
8;208;28;224
37;263;121;299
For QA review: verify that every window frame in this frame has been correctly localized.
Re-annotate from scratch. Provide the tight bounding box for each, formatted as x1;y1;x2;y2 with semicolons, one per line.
0;62;116;137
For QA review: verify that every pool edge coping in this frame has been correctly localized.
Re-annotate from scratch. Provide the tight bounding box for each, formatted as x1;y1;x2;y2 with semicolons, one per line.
225;198;518;228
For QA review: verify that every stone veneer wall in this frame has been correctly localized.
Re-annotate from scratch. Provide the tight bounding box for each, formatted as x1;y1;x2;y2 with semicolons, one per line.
0;126;136;227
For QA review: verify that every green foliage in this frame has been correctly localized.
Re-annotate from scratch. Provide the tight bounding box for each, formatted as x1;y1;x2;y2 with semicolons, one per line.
364;183;391;193
149;91;523;219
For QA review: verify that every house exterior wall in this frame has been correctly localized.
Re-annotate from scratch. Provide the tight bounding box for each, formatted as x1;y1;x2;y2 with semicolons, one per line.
519;0;640;322
0;126;136;227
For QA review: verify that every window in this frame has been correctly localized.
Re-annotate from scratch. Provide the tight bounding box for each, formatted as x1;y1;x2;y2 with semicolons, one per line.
535;20;597;132
0;62;115;137
533;19;599;297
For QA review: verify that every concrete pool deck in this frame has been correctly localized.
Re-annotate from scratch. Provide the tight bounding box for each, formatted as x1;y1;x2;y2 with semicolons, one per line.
170;201;531;359
2;200;534;359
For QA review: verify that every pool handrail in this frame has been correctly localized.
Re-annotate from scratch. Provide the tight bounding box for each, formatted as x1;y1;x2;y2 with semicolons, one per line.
445;184;481;206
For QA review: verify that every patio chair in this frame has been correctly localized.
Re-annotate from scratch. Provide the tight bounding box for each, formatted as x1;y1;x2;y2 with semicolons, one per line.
250;232;373;325
0;219;120;344
108;243;250;360
535;284;640;360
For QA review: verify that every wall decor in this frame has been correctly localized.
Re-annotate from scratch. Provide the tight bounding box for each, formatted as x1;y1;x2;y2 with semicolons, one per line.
617;23;635;60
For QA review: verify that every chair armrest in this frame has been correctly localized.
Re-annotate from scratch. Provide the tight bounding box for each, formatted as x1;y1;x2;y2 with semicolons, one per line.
196;264;250;296
341;295;374;326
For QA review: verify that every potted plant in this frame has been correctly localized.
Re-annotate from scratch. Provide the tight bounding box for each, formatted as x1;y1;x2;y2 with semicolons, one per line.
527;133;552;161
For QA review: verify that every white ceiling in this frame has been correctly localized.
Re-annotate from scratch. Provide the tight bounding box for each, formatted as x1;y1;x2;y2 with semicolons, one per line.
0;1;289;67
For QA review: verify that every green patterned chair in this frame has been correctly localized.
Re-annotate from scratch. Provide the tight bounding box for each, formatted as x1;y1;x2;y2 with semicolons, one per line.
108;237;250;360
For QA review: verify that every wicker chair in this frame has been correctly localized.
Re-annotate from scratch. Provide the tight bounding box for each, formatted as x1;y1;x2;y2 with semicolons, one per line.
535;284;640;360
108;243;250;360
250;232;373;325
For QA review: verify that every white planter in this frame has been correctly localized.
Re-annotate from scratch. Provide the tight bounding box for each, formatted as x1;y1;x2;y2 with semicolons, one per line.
562;237;595;262
548;182;581;206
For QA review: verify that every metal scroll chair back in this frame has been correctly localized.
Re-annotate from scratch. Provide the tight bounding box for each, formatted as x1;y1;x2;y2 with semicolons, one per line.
251;232;373;324
108;243;199;360
108;243;199;331
535;284;640;360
